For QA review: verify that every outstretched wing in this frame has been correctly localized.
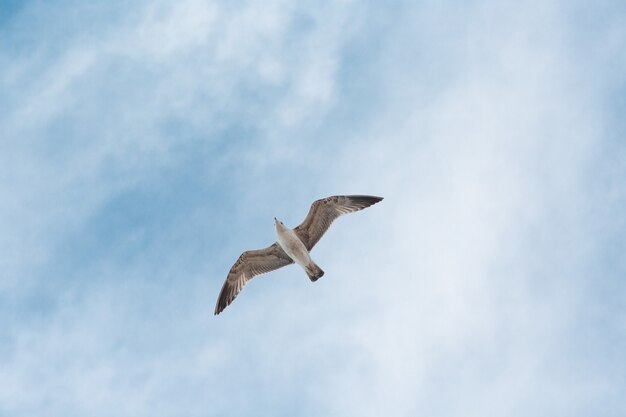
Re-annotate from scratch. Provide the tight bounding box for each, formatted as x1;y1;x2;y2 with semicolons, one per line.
215;243;293;315
294;195;383;251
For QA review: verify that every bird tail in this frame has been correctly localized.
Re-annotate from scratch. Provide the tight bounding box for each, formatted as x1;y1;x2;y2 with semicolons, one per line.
305;262;325;282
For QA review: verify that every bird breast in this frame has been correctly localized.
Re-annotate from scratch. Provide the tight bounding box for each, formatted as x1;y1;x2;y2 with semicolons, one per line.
276;228;310;266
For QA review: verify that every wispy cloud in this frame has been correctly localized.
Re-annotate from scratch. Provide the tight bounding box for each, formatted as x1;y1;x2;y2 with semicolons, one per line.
1;0;625;416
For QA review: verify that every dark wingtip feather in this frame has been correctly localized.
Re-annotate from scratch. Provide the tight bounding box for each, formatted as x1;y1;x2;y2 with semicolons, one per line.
214;301;225;315
214;298;225;315
348;195;384;206
214;283;232;315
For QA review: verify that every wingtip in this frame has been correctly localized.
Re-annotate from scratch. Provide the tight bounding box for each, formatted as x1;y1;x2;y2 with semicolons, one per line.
350;195;383;205
214;300;229;315
214;298;227;315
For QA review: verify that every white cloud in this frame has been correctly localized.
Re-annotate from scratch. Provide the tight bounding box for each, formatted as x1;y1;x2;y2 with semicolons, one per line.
297;2;625;416
1;0;625;416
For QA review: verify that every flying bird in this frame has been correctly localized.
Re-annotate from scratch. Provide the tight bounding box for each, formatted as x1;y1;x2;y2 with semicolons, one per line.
214;195;383;315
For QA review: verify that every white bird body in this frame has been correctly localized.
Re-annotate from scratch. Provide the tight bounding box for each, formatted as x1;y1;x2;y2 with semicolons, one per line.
275;218;324;280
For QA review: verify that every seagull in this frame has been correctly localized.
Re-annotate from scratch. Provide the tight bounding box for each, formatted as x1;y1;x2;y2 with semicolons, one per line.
214;195;383;315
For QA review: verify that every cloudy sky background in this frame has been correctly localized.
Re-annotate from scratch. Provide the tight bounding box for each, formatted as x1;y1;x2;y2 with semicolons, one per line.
1;0;625;415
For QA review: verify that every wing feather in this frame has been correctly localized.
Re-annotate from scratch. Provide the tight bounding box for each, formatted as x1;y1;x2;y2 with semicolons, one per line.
294;195;383;250
214;243;293;315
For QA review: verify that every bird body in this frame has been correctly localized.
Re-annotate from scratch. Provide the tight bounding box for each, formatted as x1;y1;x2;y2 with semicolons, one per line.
214;195;383;315
275;218;324;281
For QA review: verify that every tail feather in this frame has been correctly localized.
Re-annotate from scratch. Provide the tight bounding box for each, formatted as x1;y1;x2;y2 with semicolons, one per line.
305;262;325;282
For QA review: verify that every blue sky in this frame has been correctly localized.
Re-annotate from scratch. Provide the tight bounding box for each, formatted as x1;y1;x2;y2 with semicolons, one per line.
1;0;625;416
